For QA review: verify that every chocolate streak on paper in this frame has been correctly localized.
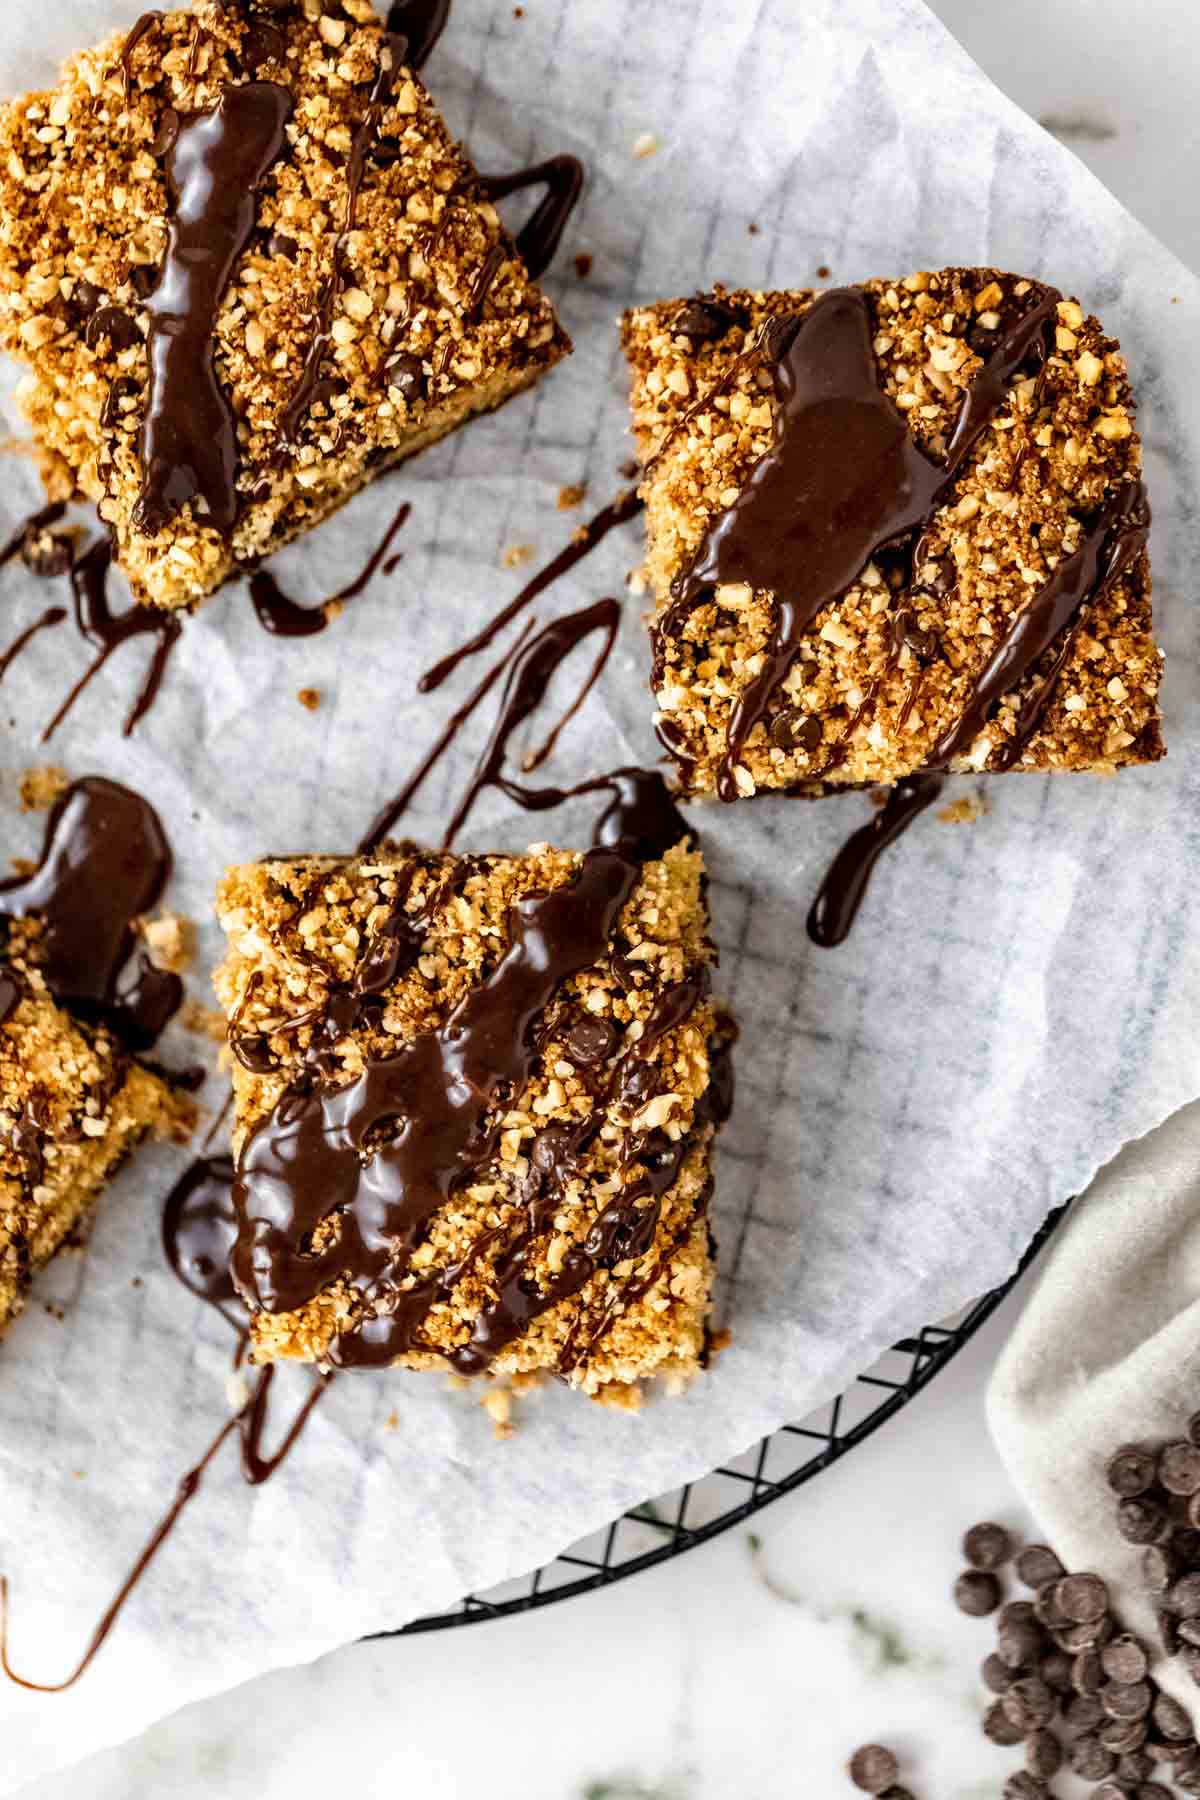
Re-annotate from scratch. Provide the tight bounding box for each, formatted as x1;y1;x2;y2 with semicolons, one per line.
134;83;293;538
659;287;1059;799
0;607;67;681
0;776;181;1050
247;500;411;636
419;488;643;693
806;775;946;948
41;541;182;743
477;156;585;283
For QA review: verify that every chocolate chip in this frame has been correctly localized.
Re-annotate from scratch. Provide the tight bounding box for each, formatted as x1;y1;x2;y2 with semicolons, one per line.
999;1620;1045;1670
1001;1776;1046;1800
1015;1545;1064;1589
848;1744;898;1794
1177;1527;1200;1564
1092;1786;1127;1800
1137;1784;1176;1800
1152;1691;1193;1739
954;1569;1000;1617
1183;1643;1200;1686
267;230;298;261
85;306;140;351
1189;1410;1200;1449
671;297;743;344
1055;1613;1113;1653
1108;1446;1160;1497
983;1698;1027;1745
1171;1574;1200;1617
770;709;822;753
982;1652;1014;1694
21;528;74;579
67;278;102;322
1102;1678;1152;1720
1070;1733;1117;1779
1179;1618;1200;1647
1062;1692;1105;1736
1023;1727;1061;1778
1187;1490;1200;1532
1002;1677;1056;1732
1100;1715;1148;1753
1058;1573;1109;1622
876;1788;916;1800
1039;1649;1073;1692
1178;1767;1200;1796
1115;1747;1156;1783
1033;1582;1069;1631
1071;1646;1105;1693
963;1521;1012;1570
563;1014;618;1066
1144;1545;1180;1593
999;1600;1038;1631
1101;1635;1149;1685
1118;1497;1169;1544
1160;1441;1200;1496
380;352;426;401
1160;1608;1183;1655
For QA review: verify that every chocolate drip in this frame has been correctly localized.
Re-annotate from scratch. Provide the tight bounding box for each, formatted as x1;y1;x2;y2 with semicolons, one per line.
662;286;1060;799
113;952;185;1054
476;156;584;283
0;776;179;1048
0;606;67;680
41;541;182;742
248;500;411;635
232;847;642;1365
134;83;292;538
0;972;19;1025
930;480;1150;769
162;1154;242;1319
443;597;621;844
119;11;163;96
0;501;68;572
278;42;399;451
420;488;642;693
237;1364;330;1483
806;774;945;948
385;0;452;69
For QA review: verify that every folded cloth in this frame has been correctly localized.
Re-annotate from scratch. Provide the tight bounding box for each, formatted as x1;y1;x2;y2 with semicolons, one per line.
988;1100;1200;1719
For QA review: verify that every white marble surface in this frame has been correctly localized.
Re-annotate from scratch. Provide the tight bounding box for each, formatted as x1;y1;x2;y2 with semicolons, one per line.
15;2;1200;1794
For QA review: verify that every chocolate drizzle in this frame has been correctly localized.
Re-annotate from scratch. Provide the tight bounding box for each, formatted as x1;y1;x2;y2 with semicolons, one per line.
476;156;584;283
660;286;1060;799
0;606;67;680
806;775;946;948
929;480;1150;770
0;501;68;572
385;0;452;69
419;488;643;693
247;499;411;636
41;541;182;743
118;11;163;96
277;41;399;452
134;83;293;538
0;777;180;1048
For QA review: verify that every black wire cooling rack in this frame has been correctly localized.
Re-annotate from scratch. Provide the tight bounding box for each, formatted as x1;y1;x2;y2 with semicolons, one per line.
388;1206;1065;1635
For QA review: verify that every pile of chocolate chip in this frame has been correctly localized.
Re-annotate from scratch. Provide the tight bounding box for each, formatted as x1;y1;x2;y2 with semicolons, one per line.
846;1433;1200;1800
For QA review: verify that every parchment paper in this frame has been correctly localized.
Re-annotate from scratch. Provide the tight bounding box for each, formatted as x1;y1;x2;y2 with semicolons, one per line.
1;0;1198;1783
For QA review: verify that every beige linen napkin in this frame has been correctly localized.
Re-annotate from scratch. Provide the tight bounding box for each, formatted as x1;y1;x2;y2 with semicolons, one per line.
988;1100;1200;1717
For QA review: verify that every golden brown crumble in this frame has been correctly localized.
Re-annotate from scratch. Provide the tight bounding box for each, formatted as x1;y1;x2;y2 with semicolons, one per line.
622;271;1163;797
215;840;724;1400
0;2;570;611
18;765;69;813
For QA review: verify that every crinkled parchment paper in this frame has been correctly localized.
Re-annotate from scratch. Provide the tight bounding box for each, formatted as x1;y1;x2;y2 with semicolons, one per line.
0;0;1198;1782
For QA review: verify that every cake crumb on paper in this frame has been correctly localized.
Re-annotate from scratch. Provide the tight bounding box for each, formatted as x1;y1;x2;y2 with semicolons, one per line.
297;687;322;712
557;482;587;510
19;765;68;812
502;543;534;569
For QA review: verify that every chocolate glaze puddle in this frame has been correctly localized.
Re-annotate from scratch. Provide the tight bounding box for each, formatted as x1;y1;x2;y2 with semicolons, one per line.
386;0;452;69
0;776;181;1049
419;488;642;693
40;541;182;743
163;1154;243;1321
477;156;585;284
134;82;293;539
278;42;399;452
0;606;67;681
660;286;1060;800
247;499;411;636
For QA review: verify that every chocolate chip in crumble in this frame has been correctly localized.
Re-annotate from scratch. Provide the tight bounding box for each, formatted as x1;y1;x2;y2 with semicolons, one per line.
954;1570;1001;1617
381;351;426;401
672;298;743;344
770;709;822;753
563;1014;618;1066
963;1521;1013;1570
847;1744;898;1793
1107;1445;1159;1497
267;230;299;262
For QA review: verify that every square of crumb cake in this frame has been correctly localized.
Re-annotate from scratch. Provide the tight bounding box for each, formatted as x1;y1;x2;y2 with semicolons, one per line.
215;837;732;1403
0;2;570;612
0;966;182;1339
622;273;1162;802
